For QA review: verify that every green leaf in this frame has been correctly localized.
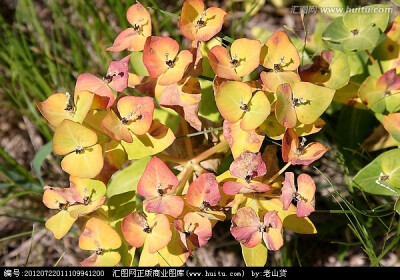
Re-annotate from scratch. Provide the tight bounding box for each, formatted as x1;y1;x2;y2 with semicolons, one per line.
325;51;350;89
32;141;53;186
383;113;400;143
322;11;383;52
121;121;176;160
359;75;400;114
360;5;390;31
157;229;188;267
107;156;151;198
293;82;336;125
153;108;180;133
139;241;159;266
370;35;400;78
353;149;400;196
198;79;221;123
347;52;369;76
258;198;317;234
130;52;148;76
337;106;376;149
309;0;345;18
113;219;137;267
107;157;151;221
241;243;267;267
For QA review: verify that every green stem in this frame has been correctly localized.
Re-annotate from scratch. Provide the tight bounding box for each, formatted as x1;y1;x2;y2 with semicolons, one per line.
266;162;291;184
365;49;382;75
175;166;194;195
314;210;353;214
198;75;214;82
192;140;228;164
180;117;194;159
157;154;186;165
371;235;400;266
177;127;223;138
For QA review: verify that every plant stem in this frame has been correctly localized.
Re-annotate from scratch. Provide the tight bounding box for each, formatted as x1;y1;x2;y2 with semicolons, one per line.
177;127;223;138
192;140;228;164
180;117;194;159
157;153;186;165
365;50;381;74
175;166;194;195
198;75;214;81
193;163;208;175
266;162;291;184
314;210;353;214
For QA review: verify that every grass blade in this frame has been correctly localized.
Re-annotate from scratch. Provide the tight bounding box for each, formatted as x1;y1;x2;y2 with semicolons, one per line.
32;141;53;186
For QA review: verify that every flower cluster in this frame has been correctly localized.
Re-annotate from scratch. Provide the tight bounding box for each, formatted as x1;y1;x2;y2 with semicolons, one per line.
37;0;338;266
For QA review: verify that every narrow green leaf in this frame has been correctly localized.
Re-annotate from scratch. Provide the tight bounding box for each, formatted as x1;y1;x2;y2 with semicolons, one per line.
32;141;53;186
395;197;400;215
0;231;34;242
24;224;35;266
149;7;180;19
0;191;39;207
54;252;65;267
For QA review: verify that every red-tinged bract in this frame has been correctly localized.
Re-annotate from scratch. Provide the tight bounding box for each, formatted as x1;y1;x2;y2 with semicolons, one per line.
137;157;184;218
281;172;316;217
107;1;152;52
231;207;283;250
179;0;227;42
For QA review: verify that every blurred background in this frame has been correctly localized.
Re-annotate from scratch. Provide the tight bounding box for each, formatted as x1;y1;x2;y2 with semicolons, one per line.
0;0;399;266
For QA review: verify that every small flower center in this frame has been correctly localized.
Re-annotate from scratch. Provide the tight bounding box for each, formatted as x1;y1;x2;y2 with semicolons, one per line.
58;202;69;211
166;59;174;67
121;105;143;125
295;147;303;156
64;92;75;113
156;183;164;196
83;196;91;205
293;97;303;107
239;99;249;111
200;201;211;211
240;104;249;111
230;55;239;67
351;29;359;36
320;68;330;75
75;146;84;154
95;248;103;255
164;53;175;68
104;71;124;83
133;24;140;32
196;12;207;28
121;117;129;125
379;173;389;181
293;192;306;202
143;225;152;234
